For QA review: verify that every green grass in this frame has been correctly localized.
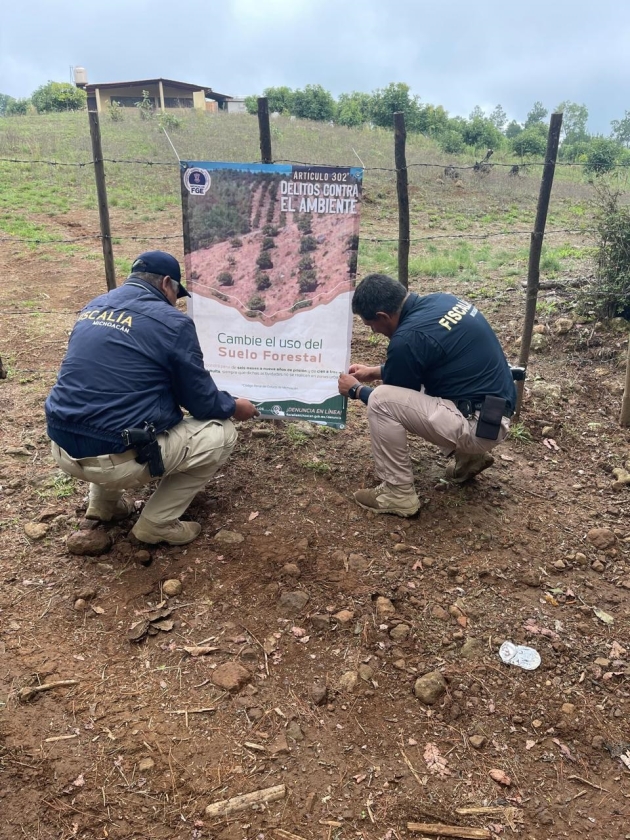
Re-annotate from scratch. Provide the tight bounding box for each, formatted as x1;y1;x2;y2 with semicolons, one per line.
508;422;533;443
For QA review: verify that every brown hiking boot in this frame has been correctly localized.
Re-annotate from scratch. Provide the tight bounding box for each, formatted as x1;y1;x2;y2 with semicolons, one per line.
132;518;202;546
86;496;135;522
353;482;420;517
445;452;495;483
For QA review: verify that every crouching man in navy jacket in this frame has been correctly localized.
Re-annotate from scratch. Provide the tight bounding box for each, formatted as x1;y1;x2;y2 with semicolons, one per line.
45;251;259;546
338;274;516;518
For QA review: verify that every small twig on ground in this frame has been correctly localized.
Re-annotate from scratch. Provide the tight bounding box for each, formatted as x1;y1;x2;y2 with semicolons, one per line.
18;680;79;701
568;774;610;793
399;742;426;789
205;783;286;817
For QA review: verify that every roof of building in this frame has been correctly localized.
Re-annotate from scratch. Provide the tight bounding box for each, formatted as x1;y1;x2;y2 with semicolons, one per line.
84;78;232;101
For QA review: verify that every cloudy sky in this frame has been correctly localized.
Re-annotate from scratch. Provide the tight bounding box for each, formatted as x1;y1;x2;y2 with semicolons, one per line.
2;0;628;133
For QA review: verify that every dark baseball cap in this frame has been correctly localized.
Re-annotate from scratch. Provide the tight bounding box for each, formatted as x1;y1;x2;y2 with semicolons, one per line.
131;250;191;298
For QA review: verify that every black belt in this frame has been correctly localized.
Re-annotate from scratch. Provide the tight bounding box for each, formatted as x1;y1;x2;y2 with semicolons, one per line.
456;398;513;419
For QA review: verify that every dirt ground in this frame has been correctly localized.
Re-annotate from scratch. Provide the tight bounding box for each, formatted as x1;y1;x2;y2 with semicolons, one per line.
1;221;630;840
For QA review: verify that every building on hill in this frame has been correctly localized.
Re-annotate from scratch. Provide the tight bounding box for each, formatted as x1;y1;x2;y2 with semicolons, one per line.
73;68;233;113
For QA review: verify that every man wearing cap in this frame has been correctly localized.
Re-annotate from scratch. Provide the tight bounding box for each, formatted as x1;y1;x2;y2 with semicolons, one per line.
45;251;259;545
338;273;516;517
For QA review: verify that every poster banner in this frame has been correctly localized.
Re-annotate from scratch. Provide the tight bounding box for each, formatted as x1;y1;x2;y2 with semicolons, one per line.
180;161;363;428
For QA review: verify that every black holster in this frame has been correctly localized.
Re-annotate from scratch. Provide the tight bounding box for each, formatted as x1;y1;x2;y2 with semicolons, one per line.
475;396;507;441
122;423;165;477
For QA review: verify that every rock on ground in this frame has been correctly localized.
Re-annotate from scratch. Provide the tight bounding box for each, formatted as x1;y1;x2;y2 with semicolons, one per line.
414;670;447;705
67;530;112;556
213;530;244;544
162;579;182;597
279;590;309;612
586;528;616;550
211;662;251;692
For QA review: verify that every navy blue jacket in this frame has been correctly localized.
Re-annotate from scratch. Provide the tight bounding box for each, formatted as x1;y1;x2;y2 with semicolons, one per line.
46;280;236;457
362;292;515;409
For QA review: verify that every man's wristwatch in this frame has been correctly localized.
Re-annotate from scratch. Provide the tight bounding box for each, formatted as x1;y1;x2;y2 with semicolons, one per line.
348;383;362;400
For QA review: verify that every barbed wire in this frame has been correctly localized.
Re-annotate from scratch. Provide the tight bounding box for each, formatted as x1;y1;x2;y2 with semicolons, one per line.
3;154;630;173
0;227;594;245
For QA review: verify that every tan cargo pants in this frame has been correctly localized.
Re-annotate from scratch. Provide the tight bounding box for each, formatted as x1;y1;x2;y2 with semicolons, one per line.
51;417;237;523
367;385;510;485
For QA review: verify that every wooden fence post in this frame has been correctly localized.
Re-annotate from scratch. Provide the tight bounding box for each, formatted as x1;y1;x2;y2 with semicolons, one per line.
257;97;273;164
88;109;116;291
620;334;630;426
514;112;563;419
394;111;410;290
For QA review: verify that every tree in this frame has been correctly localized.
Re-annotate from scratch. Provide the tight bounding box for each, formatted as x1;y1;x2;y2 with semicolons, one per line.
524;101;548;128
438;129;465;154
292;84;335;121
0;93;15;116
244;95;258;115
505;120;523;139
555;100;589;142
31;81;86;113
5;97;30;116
584;137;619;175
369;82;421;130
611;110;630;147
416;104;449;136
336;91;371;127
461;114;502;149
511;126;547;157
262;86;295;114
489;104;508;132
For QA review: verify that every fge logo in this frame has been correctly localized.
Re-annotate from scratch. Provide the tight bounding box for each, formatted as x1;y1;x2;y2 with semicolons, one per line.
184;168;211;195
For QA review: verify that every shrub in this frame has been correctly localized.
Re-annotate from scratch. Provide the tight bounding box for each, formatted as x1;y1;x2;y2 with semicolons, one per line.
261;236;276;251
298;270;318;293
584;138;619;176
157;111;182;130
31;81;86;113
256;253;273;270
298;256;314;271
217;272;234;286
297;214;313;234
438;130;465;155
5;98;30;116
511;127;547;157
107;101;124;122
255;272;272;291
299;235;317;253
230;237;243;248
136;90;154;120
247;295;266;312
578;186;630;318
263;224;279;237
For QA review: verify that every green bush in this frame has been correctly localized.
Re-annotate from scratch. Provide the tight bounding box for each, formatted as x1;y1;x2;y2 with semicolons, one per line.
261;236;275;251
230;237;243;248
298;270;318;293
298;256;314;271
297;214;313;234
584;138;619;175
5;98;30;116
247;295;266;312
217;272;234;286
438;130;465;154
136;90;154;120
256;253;273;270
299;235;318;253
31;81;86;113
292;84;335;121
255;272;272;291
263;224;279;237
511;126;547;157
157;111;182;130
579;186;630;318
107;101;124;122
